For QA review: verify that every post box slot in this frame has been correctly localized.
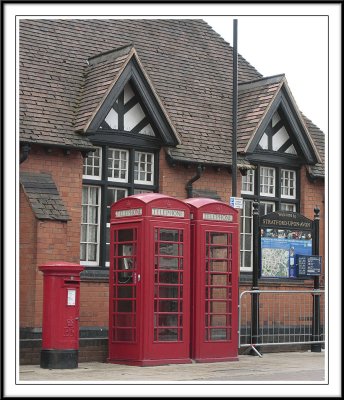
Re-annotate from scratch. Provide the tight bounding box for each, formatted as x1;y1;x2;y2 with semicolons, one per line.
64;280;79;285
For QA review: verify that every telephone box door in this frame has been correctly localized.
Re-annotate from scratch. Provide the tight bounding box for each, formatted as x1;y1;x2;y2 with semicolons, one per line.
194;224;239;361
109;223;142;361
146;221;191;362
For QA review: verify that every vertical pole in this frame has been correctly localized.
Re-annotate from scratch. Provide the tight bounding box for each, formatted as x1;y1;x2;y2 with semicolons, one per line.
250;201;260;355
311;206;322;352
232;19;238;197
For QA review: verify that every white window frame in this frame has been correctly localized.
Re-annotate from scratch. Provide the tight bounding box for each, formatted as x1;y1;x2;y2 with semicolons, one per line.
134;151;154;185
80;185;101;266
280;203;296;212
281;169;296;199
259;201;276;215
241;170;255;194
83;147;102;180
105;187;128;267
260;166;275;197
240;200;253;271
107;148;129;182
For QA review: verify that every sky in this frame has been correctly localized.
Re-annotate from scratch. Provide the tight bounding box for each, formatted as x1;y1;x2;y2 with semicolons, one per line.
203;16;328;135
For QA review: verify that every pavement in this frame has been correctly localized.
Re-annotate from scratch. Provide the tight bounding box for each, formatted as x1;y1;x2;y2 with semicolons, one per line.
19;350;325;382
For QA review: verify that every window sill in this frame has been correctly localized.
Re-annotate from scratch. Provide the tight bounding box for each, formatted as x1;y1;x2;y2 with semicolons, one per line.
80;268;109;282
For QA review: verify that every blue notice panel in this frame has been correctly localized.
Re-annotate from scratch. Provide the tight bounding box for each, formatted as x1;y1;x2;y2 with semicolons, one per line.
260;229;312;278
296;255;322;277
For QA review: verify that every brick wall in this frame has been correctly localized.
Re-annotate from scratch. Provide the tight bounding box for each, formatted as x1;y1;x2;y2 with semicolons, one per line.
19;146;325;363
20;189;38;327
79;282;109;327
20;145;84;329
159;149;241;201
299;166;325;265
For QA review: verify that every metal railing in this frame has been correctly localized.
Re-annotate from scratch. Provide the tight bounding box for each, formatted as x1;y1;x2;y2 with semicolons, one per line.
238;289;325;356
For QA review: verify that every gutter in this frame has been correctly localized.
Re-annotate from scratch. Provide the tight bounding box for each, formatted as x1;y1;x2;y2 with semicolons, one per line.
20;143;31;164
185;164;203;198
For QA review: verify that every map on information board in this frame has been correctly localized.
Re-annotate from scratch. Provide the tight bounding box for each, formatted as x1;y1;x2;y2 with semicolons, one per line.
260;228;312;278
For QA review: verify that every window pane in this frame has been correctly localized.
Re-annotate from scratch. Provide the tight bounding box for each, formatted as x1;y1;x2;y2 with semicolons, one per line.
260;166;275;196
134;151;154;184
80;185;101;265
241;170;255;193
108;148;128;182
281;169;296;199
83;147;102;179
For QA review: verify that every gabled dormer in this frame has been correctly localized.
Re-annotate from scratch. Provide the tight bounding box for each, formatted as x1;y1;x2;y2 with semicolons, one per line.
238;75;321;167
75;44;180;148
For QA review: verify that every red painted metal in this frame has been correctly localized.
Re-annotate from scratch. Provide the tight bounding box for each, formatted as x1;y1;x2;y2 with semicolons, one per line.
184;198;239;362
39;262;84;350
108;193;191;366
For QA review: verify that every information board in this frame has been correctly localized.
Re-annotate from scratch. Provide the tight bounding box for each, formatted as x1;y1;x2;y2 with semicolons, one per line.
260;228;312;278
259;210;314;279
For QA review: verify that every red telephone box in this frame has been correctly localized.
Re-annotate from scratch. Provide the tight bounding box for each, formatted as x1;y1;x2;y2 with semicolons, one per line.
39;262;84;369
184;198;239;362
108;193;191;366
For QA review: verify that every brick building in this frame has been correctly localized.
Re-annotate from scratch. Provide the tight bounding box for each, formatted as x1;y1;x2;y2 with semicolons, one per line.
19;19;325;364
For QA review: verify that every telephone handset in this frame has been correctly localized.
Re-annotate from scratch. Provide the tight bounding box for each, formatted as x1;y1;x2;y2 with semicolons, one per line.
118;244;134;283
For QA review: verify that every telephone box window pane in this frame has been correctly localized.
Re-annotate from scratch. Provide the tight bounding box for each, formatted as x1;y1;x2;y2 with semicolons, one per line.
209;315;227;327
159;300;179;312
117;286;135;298
210;232;228;245
210;247;228;259
117;300;135;312
158;271;179;284
209;260;228;272
159;242;179;256
207;274;227;286
210;328;227;340
159;229;179;242
158;314;178;326
115;314;135;327
159;286;179;298
157;328;178;341
118;229;134;242
159;258;179;269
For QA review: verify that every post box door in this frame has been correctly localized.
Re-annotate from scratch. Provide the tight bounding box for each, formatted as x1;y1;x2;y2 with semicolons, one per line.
109;223;142;360
61;282;80;348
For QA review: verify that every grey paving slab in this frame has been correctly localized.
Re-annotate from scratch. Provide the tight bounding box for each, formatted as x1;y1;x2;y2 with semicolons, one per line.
19;351;325;383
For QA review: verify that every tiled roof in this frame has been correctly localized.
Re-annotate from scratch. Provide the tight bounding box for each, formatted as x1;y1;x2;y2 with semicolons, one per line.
301;114;325;178
20;172;70;221
237;75;284;152
19;19;324;176
74;44;134;132
19;19;261;161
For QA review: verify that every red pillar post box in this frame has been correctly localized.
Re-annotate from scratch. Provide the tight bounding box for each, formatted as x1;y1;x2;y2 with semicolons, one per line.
184;198;239;362
39;262;84;369
108;193;191;366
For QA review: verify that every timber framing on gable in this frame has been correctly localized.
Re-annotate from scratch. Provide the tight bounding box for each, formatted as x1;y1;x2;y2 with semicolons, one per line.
79;47;180;148
241;77;321;167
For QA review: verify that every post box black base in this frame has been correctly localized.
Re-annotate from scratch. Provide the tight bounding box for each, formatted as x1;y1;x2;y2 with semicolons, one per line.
40;349;78;369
